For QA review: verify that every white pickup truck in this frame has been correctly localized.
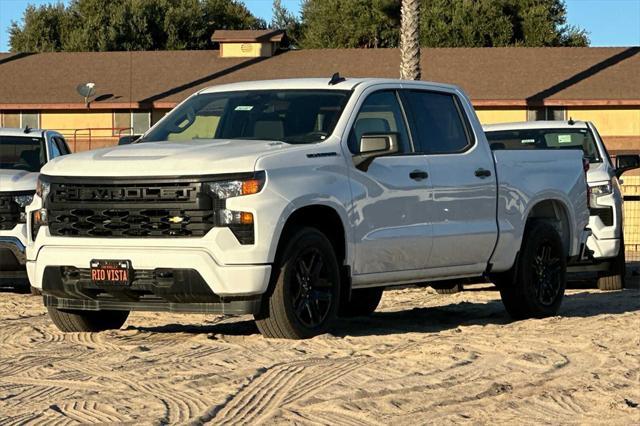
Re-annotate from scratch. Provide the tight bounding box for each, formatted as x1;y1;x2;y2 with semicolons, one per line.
0;127;70;289
27;78;590;338
484;121;640;290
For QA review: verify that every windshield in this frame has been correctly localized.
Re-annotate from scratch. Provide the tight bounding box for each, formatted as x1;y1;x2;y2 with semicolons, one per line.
485;128;601;163
142;90;351;144
0;136;46;172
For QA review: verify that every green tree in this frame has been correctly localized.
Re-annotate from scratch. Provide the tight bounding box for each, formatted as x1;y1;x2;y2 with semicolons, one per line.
271;0;303;47
9;0;266;52
299;0;588;48
8;3;72;52
300;0;400;48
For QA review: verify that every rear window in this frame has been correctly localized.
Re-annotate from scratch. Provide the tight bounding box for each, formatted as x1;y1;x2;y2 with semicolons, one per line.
485;128;601;163
0;136;46;172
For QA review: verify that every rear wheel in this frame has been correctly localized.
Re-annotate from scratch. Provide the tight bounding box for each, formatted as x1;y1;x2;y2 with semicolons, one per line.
340;287;383;317
255;228;340;339
596;236;625;291
435;284;464;294
47;307;129;332
500;222;567;319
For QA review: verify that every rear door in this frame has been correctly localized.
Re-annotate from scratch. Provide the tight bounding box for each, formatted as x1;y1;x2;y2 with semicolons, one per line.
347;89;434;275
401;89;497;270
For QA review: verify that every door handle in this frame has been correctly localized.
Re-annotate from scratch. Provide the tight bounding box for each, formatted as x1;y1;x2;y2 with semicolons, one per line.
409;170;429;181
475;168;492;178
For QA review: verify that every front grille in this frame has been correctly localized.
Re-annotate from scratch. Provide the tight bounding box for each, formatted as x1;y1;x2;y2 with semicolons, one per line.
46;180;216;238
590;207;614;227
0;193;21;230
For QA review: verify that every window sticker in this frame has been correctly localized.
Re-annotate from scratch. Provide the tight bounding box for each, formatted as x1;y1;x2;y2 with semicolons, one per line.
235;105;254;111
558;134;572;144
521;139;535;144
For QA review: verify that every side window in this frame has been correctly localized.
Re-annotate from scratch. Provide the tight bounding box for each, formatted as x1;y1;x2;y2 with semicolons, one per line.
404;91;473;154
55;137;71;155
49;137;62;159
349;91;411;154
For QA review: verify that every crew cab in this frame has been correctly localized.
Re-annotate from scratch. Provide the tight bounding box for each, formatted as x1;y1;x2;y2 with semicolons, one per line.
0;127;70;289
27;78;590;338
484;121;640;290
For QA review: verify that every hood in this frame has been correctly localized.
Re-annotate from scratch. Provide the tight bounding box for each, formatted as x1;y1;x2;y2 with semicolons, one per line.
0;169;39;193
586;161;613;185
41;139;300;177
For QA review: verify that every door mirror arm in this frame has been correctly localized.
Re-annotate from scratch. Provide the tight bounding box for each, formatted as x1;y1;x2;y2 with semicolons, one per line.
353;133;399;172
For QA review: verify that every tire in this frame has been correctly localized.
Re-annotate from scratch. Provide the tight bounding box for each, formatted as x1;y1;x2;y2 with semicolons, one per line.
340;287;383;317
500;222;567;319
255;228;341;339
47;307;129;332
596;235;625;291
435;284;464;294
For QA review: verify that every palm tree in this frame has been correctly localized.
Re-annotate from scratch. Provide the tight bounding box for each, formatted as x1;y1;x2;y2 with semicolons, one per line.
400;0;421;80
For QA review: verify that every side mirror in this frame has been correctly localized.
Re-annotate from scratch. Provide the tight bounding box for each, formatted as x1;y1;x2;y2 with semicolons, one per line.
354;133;399;171
118;135;141;145
615;154;640;178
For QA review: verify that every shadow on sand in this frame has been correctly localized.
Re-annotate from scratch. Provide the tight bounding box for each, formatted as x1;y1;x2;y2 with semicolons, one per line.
131;288;639;338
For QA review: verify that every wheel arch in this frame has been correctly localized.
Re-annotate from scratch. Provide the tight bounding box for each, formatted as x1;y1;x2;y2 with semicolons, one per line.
525;198;573;257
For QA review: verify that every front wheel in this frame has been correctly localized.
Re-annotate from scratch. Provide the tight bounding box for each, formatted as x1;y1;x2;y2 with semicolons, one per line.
255;228;340;339
500;222;567;319
596;235;625;291
340;287;383;317
47;307;129;332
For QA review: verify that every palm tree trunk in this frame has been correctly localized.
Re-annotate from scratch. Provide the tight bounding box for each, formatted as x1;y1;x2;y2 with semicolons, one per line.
400;0;421;80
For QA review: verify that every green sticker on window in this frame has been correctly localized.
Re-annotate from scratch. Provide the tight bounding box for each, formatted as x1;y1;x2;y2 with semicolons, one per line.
558;134;572;144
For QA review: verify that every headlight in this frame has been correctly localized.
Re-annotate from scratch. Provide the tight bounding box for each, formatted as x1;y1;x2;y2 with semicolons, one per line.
36;178;50;200
13;194;34;208
589;182;613;207
206;172;265;199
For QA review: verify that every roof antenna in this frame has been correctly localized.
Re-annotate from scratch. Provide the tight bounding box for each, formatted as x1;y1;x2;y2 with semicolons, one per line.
24;125;31;134
328;72;346;86
568;117;575;125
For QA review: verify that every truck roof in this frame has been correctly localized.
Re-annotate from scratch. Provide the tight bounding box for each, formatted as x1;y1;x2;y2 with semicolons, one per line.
483;121;590;132
198;78;461;94
0;127;45;138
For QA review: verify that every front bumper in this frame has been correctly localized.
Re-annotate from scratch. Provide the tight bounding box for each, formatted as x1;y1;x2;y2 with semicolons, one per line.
0;228;27;270
41;266;262;314
28;245;272;298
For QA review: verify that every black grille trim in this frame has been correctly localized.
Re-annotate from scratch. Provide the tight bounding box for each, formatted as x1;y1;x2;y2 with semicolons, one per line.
590;207;614;227
46;179;216;238
0;191;31;230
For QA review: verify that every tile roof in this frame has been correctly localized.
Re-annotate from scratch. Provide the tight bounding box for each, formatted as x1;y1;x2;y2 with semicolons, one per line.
0;47;637;109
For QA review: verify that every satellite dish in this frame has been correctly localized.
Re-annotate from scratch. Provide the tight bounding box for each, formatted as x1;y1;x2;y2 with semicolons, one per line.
76;82;96;107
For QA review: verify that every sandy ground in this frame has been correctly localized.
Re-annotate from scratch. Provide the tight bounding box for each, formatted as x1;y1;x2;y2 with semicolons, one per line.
0;285;638;425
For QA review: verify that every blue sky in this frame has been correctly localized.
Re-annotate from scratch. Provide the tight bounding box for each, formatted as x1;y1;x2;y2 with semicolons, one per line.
0;0;638;52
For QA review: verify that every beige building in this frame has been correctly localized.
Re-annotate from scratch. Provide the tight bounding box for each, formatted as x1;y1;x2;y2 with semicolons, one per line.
0;31;638;153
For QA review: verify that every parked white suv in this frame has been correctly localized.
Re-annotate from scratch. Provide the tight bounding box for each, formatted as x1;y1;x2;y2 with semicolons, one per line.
484;121;640;290
27;78;590;338
0;128;70;289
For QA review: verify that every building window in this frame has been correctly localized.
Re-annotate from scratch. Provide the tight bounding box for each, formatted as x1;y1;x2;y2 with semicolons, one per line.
113;111;150;135
2;112;20;128
21;112;40;128
1;112;39;128
132;111;150;135
527;107;566;121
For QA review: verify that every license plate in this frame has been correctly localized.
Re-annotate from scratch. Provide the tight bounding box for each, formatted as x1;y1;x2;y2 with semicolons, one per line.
90;260;132;286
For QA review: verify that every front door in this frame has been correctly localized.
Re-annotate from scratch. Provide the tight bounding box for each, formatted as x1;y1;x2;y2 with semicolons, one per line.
347;90;434;275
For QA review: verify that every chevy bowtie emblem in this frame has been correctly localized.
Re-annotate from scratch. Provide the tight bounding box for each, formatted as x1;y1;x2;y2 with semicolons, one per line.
168;216;184;224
